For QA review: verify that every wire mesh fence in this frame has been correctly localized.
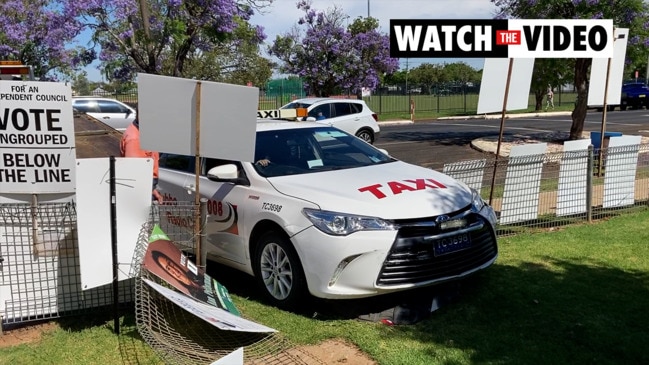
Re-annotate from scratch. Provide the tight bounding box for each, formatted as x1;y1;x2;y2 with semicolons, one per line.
0;202;133;328
137;208;325;364
443;142;649;236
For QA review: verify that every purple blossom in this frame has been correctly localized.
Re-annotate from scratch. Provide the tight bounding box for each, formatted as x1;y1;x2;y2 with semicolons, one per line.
0;0;268;80
271;1;397;96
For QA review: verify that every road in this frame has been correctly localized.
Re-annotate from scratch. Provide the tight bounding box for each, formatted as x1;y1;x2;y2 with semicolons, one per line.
374;109;649;170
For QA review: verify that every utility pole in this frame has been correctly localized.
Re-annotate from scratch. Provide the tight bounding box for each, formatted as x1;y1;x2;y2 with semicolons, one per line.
367;0;370;17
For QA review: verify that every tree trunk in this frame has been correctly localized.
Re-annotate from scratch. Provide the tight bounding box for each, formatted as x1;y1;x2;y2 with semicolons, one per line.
535;91;543;111
570;58;592;140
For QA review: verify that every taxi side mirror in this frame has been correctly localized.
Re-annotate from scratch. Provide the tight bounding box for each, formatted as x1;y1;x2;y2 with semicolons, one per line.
207;164;250;186
207;164;238;180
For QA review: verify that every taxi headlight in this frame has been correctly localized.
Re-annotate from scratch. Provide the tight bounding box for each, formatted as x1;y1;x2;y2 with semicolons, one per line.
470;188;486;213
303;208;394;236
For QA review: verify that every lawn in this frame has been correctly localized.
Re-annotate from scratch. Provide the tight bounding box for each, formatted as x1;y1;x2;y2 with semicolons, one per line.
2;208;648;365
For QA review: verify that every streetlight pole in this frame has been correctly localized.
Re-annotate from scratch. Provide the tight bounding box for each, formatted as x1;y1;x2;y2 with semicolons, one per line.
367;0;370;17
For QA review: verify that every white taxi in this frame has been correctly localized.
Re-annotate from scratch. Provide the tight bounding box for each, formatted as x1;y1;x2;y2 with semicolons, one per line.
157;120;498;311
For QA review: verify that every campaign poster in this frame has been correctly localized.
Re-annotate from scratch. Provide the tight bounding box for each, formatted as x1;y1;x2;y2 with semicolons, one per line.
0;81;76;194
143;225;240;316
143;278;275;333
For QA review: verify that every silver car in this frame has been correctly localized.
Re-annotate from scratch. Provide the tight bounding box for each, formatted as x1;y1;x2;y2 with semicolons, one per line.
72;97;136;131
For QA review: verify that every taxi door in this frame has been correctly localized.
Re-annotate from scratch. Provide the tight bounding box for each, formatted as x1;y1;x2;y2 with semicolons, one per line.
156;154;198;245
157;154;247;265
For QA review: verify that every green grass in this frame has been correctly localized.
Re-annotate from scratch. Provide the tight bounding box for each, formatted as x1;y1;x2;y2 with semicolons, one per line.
377;102;576;121
4;208;649;364
366;92;577;119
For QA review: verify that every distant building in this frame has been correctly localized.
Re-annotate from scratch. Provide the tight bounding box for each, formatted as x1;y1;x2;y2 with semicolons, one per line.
92;87;107;95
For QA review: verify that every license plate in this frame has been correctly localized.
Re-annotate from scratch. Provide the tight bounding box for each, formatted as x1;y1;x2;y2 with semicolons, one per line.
640;95;646;98
433;233;472;256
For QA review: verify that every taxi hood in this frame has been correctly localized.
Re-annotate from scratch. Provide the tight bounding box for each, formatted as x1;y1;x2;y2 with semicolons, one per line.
267;161;473;219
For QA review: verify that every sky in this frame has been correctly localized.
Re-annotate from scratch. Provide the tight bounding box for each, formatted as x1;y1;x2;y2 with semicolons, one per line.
84;0;499;82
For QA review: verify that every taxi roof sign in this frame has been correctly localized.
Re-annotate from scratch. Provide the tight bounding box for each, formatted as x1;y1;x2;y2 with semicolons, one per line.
257;108;308;120
0;66;30;75
0;61;34;80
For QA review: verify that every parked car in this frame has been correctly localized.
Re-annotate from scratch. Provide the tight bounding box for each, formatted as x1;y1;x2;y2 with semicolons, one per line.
279;98;380;144
157;120;499;311
72;97;136;131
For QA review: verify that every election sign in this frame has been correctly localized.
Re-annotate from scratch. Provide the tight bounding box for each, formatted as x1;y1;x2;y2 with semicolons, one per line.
588;28;629;107
0;82;76;194
143;278;276;333
390;19;613;59
477;58;535;114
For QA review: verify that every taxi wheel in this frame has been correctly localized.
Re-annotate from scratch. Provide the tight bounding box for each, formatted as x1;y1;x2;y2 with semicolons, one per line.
356;129;374;144
253;231;307;311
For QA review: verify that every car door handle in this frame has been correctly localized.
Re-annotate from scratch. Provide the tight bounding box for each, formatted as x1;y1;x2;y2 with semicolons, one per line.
103;116;110;119
184;184;196;193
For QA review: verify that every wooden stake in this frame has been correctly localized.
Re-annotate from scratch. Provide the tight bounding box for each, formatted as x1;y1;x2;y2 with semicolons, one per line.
194;82;202;265
488;58;514;206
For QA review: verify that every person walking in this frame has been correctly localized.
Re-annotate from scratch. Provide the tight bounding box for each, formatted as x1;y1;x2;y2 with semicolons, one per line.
545;85;555;111
120;116;164;203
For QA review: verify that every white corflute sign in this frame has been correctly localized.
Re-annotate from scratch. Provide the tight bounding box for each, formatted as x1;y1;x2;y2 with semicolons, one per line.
210;347;243;365
603;135;642;208
477;58;535;114
587;28;629;107
0;81;76;194
143;278;276;333
137;74;259;163
499;143;547;225
76;158;153;290
556;139;592;216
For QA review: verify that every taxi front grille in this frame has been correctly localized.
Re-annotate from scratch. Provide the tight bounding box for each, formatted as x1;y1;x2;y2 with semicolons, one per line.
376;213;497;286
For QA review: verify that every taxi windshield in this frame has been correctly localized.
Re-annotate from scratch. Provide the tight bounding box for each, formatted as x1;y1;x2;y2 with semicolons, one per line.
253;126;394;177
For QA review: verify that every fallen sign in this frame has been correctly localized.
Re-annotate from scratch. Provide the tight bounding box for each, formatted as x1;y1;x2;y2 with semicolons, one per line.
257;108;308;120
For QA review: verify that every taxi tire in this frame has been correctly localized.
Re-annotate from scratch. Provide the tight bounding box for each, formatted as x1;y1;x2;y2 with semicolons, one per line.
253;231;307;311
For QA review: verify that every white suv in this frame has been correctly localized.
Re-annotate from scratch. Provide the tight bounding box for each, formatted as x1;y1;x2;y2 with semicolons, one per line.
72;97;136;131
157;120;498;311
280;98;380;144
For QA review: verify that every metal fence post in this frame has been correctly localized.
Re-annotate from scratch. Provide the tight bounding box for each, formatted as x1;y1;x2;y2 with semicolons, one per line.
463;84;467;113
587;145;594;223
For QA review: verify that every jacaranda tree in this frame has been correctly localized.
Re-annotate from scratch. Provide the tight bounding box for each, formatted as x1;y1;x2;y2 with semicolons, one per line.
0;0;94;79
0;0;272;82
492;0;649;139
269;0;399;97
